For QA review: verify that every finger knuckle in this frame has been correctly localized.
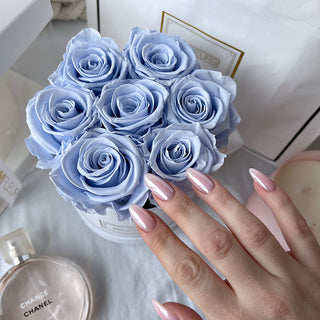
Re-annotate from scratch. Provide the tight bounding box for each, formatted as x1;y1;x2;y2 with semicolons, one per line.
149;228;171;254
175;255;206;290
263;293;292;319
202;228;233;261
275;191;293;211
292;216;312;239
241;221;269;248
170;195;194;219
214;188;232;208
274;190;313;239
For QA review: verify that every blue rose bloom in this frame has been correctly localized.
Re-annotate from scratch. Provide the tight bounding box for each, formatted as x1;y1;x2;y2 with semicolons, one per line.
122;27;200;86
149;123;225;181
25;85;98;170
49;28;128;95
95;79;168;139
166;69;241;148
50;129;149;219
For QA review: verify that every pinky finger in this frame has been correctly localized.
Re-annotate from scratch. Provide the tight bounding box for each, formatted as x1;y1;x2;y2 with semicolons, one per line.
152;300;203;320
249;168;320;271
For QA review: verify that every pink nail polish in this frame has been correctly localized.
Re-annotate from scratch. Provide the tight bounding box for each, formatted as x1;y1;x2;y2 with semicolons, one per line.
152;299;179;320
249;168;276;192
144;174;175;201
186;168;214;194
129;204;156;232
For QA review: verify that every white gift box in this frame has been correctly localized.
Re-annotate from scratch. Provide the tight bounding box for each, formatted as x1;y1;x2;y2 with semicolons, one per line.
86;0;320;164
0;71;44;213
0;0;52;213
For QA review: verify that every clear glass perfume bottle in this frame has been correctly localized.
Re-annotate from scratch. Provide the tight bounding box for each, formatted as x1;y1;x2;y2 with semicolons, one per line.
0;228;93;319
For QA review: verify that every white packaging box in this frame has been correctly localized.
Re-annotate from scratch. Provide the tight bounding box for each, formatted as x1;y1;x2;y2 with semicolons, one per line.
0;71;44;213
87;0;320;164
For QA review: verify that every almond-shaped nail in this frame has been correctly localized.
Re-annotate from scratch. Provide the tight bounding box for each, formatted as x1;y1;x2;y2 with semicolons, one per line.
249;168;276;192
144;173;175;201
129;204;156;232
152;299;179;320
186;168;215;194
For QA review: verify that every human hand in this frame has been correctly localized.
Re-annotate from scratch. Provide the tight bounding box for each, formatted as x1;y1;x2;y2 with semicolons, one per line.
129;168;320;320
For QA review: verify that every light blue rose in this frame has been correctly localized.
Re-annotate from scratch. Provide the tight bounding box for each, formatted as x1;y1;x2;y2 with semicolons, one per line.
166;69;241;148
25;85;98;170
95;79;168;139
122;27;200;86
50;129;149;219
49;28;128;95
149;123;225;181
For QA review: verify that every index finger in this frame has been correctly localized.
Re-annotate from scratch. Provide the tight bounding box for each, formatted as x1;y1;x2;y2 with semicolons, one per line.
128;204;236;319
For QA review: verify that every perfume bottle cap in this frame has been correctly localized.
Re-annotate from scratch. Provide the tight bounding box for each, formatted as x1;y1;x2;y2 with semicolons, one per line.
0;228;35;265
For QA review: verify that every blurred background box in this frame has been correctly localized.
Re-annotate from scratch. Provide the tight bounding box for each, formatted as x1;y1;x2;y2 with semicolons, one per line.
0;0;53;77
86;0;320;164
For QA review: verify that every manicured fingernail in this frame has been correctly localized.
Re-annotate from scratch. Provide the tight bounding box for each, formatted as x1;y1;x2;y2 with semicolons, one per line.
144;174;175;201
249;168;276;192
152;299;179;320
186;168;215;194
129;204;156;232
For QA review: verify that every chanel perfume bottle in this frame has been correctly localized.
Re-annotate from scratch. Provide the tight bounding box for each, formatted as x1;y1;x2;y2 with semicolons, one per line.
0;228;93;319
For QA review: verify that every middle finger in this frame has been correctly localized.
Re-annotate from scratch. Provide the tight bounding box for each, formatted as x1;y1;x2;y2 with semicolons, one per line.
144;173;267;288
185;168;294;277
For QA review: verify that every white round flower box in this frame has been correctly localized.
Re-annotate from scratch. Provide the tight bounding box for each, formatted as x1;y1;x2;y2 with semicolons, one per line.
77;204;176;244
75;130;244;245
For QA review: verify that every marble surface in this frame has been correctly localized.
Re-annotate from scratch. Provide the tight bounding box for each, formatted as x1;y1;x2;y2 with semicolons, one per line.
0;147;276;319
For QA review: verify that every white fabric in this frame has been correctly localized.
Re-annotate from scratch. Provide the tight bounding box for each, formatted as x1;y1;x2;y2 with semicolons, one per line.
0;147;275;319
51;0;86;20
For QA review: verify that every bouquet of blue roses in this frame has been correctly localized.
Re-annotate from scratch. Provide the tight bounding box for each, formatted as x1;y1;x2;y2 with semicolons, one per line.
25;27;240;220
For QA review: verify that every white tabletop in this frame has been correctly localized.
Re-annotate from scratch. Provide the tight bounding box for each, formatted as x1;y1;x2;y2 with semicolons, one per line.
0;147;275;319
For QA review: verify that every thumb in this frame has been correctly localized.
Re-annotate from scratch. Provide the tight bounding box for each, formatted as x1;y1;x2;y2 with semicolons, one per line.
152;299;203;320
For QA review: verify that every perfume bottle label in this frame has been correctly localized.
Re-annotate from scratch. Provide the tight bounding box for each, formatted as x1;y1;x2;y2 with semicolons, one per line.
22;299;54;318
20;289;49;309
18;289;55;317
0;157;22;206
